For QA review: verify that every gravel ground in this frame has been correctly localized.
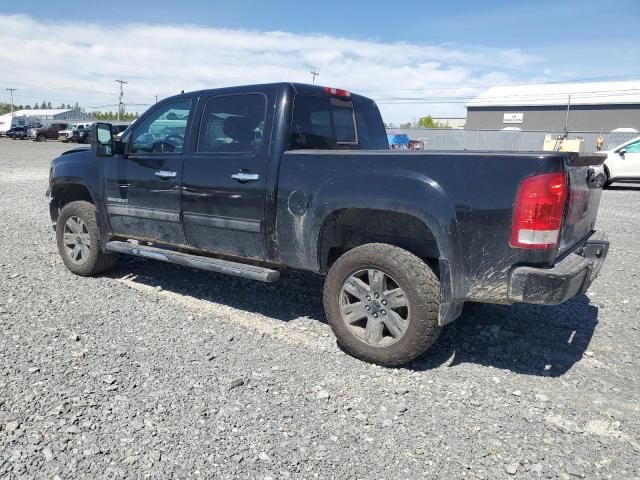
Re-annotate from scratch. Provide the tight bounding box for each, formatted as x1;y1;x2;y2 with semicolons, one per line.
0;138;639;479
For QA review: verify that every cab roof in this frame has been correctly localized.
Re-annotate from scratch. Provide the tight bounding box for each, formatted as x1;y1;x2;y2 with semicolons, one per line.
162;82;373;104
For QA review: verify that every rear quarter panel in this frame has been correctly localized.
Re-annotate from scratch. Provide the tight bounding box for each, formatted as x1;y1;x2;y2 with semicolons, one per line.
275;150;567;304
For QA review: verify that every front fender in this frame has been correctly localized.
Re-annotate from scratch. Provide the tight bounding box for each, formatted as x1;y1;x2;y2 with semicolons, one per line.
49;150;109;249
49;150;102;198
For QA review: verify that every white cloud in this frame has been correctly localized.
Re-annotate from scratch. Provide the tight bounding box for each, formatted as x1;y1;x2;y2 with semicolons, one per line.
0;14;540;123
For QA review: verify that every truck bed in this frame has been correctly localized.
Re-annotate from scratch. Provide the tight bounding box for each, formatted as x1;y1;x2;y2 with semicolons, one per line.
275;149;604;305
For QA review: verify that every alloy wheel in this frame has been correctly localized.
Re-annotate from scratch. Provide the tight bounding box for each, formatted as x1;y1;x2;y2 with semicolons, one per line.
339;268;410;347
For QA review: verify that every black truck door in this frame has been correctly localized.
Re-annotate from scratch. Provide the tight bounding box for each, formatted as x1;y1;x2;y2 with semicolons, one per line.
182;93;270;259
104;99;193;246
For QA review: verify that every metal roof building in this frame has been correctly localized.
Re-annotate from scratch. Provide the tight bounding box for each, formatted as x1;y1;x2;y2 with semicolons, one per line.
465;80;640;132
8;108;94;122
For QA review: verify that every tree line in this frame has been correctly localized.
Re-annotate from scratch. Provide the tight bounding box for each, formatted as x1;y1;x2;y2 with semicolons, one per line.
385;116;452;129
0;101;80;114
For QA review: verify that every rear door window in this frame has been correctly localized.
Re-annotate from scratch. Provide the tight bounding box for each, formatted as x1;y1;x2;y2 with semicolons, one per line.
196;94;266;154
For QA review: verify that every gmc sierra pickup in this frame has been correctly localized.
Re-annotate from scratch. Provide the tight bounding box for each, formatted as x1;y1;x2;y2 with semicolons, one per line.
47;82;609;366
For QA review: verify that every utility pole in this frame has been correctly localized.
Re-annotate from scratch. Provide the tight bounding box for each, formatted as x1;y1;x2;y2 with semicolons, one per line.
115;79;128;120
564;94;572;133
310;70;319;85
6;88;16;114
154;94;159;104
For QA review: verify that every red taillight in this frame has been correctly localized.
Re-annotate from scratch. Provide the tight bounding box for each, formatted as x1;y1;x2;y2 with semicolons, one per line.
510;173;567;249
323;86;351;98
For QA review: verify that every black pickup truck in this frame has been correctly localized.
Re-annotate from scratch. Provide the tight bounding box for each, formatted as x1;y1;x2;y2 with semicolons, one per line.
47;83;609;366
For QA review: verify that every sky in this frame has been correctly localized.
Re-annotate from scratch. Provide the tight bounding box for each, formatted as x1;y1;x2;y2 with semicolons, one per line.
1;0;639;124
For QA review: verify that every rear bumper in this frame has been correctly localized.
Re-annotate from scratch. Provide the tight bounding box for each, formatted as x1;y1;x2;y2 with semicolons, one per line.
508;231;608;305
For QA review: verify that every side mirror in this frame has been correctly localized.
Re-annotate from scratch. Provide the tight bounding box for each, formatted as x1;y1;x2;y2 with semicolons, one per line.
92;122;113;157
619;148;626;156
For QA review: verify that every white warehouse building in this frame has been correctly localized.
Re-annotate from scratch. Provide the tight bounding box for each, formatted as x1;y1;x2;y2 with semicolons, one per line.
466;80;640;132
8;108;95;122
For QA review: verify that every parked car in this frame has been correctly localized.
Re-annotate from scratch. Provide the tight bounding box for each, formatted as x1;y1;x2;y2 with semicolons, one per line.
70;125;92;144
7;124;41;140
5;126;28;139
81;122;128;144
58;123;93;142
29;122;69;142
47;83;609;367
602;135;640;186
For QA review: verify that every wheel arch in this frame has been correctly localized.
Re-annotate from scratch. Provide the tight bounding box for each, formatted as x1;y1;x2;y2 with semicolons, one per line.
49;180;95;223
317;208;442;274
315;206;463;326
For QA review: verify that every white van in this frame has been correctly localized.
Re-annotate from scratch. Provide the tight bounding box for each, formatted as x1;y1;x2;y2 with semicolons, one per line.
0;114;41;135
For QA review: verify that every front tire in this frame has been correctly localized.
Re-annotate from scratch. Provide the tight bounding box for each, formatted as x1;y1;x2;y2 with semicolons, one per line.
324;243;441;366
37;134;46;142
56;201;118;276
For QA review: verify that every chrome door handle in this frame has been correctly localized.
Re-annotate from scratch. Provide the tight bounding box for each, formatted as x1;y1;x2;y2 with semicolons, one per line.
155;170;177;179
231;172;260;182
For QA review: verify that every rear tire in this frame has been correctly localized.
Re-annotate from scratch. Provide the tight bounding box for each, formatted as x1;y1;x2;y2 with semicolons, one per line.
324;243;441;366
56;201;118;276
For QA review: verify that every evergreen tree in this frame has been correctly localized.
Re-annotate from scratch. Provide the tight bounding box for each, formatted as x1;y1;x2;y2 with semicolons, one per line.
40;101;47;109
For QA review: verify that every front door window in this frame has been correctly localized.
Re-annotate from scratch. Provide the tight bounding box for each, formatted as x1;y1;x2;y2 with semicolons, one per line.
130;100;192;154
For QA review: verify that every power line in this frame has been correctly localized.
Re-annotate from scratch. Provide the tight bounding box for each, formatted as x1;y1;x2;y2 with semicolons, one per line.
355;73;640;93
374;88;640;105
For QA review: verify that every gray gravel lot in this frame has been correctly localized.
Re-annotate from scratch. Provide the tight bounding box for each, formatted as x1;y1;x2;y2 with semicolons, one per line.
0;138;639;479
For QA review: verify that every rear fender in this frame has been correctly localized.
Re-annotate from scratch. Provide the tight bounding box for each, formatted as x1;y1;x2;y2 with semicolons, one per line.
298;170;464;323
306;170;459;267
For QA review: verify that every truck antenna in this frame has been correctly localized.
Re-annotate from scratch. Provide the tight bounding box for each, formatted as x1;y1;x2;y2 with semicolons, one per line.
554;94;571;151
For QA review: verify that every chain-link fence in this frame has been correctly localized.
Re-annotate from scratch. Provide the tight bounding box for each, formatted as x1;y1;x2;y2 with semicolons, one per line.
386;128;638;152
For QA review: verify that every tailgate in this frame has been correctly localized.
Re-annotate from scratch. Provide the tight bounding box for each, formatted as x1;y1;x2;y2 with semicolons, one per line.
558;153;606;254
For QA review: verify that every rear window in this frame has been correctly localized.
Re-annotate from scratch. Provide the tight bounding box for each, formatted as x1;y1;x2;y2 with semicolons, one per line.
290;95;387;150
